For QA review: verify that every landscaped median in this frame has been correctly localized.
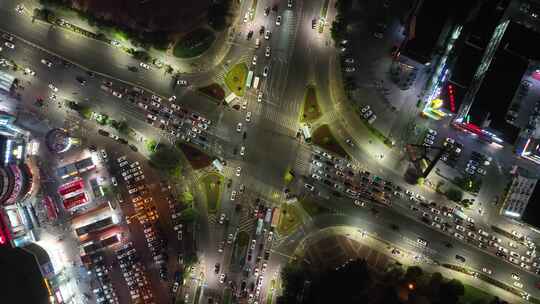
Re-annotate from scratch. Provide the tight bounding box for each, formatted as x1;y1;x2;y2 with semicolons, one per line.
311;124;349;158
200;172;224;214
197;83;225;103
173;27;216;58
276;203;302;236
224;63;248;96
299;85;322;123
299;197;329;217
231;231;250;266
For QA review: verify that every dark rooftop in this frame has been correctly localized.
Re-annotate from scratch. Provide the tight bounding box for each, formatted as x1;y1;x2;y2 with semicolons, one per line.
450;43;483;88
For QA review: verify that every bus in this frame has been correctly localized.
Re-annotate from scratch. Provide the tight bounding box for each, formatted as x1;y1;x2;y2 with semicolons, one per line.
63;192;88;210
225;93;237;105
246;70;254;88
255;218;264;235
253;76;260;89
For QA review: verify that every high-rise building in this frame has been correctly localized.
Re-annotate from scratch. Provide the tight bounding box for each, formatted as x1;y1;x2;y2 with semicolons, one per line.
500;172;538;218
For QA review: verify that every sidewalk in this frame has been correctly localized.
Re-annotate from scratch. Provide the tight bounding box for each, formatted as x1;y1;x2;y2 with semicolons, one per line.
292;225;523;303
26;0;238;74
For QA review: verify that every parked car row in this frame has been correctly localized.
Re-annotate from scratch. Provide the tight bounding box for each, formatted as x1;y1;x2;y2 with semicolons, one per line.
116;243;154;303
360;105;377;124
84;252;119;304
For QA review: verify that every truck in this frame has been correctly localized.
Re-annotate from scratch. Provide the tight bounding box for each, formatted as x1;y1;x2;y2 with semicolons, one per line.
264;207;273;223
212;159;224;172
301;123;312;142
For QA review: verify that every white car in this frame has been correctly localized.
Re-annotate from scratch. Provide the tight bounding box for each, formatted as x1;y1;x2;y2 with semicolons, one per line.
264;30;271;40
512;273;520;280
265;46;271;57
514;281;523;289
231;190;237;201
481;268;492;275
241;100;248;110
4;42;14;49
48;84;58;92
139;62;150;69
236;167;242;176
417;238;427;246
257;92;263;102
151;95;162;102
112;91;123;98
168;95;177;102
263;66;269;77
304;184;315;191
236;122;243;132
252;55;257;65
361;105;370;113
345;67;356;72
288;0;293;8
345;58;355;64
41;59;53;67
172;282;179;293
219;273;226;283
240;146;246;156
276;16;282;26
245;112;252;122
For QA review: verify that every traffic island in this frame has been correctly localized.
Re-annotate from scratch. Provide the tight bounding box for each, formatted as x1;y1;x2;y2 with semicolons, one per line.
197;83;225;103
276;203;301;236
299;198;330;217
200;172;223;214
232;231;250;266
311;124;348;158
173;27;216;58
224;63;248;97
176;143;212;169
299;85;322;123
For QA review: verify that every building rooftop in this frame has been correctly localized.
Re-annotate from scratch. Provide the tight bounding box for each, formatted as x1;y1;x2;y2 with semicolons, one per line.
450;43;483;88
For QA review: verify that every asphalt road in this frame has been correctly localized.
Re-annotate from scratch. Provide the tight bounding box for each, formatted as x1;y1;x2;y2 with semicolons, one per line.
0;0;539;303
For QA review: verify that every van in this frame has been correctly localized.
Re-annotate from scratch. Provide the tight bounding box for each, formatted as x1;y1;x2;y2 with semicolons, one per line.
255;38;260;48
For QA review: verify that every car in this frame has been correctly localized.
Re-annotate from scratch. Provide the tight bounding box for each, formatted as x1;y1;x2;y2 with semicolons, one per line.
368;115;377;124
24;68;35;76
252;55;257;65
100;149;107;159
246;112;252;122
139;62;150;69
361;105;371;113
4;42;14;49
240;146;246;156
345;58;355;64
172;282;179;293
257;92;263;102
373;32;383;39
288;0;293;8
514;281;524;289
112;91;123;98
363;110;373;119
230;190;237;201
236;122;243;132
512;273;520;280
276;16;282;26
48;84;58;92
236;167;242;177
345;67;356;72
219;273;226;283
264;30;271;40
305;184;315;191
417;238;427;246
263;66;269;77
265;46;271;57
168;95;177;102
